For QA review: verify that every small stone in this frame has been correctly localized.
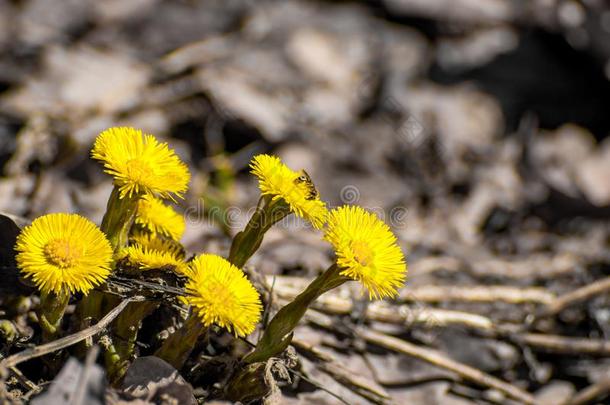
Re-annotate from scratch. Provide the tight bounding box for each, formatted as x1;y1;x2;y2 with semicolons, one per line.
535;381;575;405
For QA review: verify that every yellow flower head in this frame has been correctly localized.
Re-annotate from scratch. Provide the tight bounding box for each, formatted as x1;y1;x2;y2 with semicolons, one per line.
325;205;407;299
250;154;327;229
15;213;113;295
135;195;185;240
184;254;262;337
91;127;190;200
121;233;187;274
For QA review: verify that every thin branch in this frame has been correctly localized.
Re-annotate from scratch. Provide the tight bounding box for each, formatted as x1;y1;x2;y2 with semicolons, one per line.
8;365;41;394
516;333;610;356
282;295;498;332
398;285;555;305
1;297;142;368
356;328;537;405
301;309;535;404
288;369;351;405
269;275;555;305
569;377;610;405
292;338;391;404
537;276;610;319
319;361;391;404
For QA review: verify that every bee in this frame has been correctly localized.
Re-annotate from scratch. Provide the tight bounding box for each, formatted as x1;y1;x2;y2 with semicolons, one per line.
294;170;319;200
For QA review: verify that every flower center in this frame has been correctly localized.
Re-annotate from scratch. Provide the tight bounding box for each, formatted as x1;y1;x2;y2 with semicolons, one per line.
351;240;374;266
205;281;240;320
126;159;153;182
44;239;81;268
208;281;235;306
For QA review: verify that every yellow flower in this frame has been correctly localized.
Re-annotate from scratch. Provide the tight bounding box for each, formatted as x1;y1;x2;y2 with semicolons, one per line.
91;127;190;200
250;154;327;229
15;213;113;295
121;233;187;274
184;254;262;337
135;195;185;240
325;205;407;299
130;232;185;257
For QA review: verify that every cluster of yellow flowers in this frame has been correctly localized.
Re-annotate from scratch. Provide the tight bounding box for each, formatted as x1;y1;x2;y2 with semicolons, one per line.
248;153;406;298
13;126;407;376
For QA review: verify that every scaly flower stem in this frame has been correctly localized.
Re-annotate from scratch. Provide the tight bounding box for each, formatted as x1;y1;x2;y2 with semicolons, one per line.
106;300;159;383
73;290;106;357
243;264;347;363
154;312;207;369
228;197;290;268
101;186;139;251
75;290;105;328
101;335;122;384
38;289;70;342
77;186;139;352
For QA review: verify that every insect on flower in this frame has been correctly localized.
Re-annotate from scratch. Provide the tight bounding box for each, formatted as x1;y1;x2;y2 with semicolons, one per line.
294;170;319;200
250;154;328;229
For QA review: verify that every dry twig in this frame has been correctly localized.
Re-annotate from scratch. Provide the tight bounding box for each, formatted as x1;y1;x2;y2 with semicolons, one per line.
537;276;610;319
294;295;498;331
569;376;610;405
300;309;535;404
292;338;391;404
7;365;41;395
356;328;537;405
1;297;142;369
398;285;555;305
269;275;555;305
516;333;610;356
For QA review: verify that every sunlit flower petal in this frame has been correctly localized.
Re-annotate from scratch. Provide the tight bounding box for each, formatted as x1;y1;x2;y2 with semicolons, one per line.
92;127;190;200
250;154;327;229
135;195;185;240
184;254;262;337
15;213;113;295
120;233;187;274
325;205;407;299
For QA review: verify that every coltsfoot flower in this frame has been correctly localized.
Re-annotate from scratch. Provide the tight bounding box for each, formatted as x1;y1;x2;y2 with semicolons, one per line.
135;195;185;240
325;205;407;299
121;233;187;274
184;254;262;337
250;154;327;228
244;206;407;364
15;213;113;295
91;127;190;200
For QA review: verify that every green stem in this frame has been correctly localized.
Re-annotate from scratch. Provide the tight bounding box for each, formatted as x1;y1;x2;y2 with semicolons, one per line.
224;362;270;403
38;289;70;342
243;264;347;363
228;198;290;268
76;186;138;354
154;313;207;369
73;290;106;357
100;186;139;251
75;290;104;326
106;300;159;383
102;336;122;385
0;320;17;344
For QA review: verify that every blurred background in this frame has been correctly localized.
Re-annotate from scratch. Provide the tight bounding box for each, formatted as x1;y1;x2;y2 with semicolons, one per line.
1;0;610;403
